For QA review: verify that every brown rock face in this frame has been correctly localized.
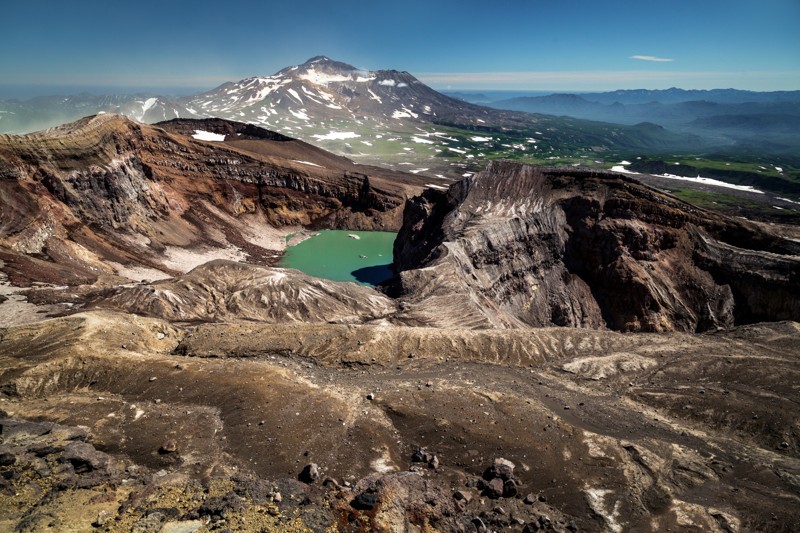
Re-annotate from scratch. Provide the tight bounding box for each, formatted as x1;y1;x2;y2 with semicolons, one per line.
0;115;428;285
394;162;800;332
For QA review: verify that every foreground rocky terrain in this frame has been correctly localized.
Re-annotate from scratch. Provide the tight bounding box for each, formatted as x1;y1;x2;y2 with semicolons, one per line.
1;118;799;531
1;312;798;531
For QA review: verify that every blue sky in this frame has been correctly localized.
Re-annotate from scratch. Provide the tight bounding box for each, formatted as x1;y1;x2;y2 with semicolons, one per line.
2;0;798;94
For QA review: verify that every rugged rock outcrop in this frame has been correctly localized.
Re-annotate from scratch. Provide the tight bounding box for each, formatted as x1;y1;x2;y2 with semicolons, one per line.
394;162;800;332
86;259;396;324
0;115;427;285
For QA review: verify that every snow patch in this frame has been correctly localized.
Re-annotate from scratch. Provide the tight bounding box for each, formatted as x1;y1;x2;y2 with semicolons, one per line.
287;88;303;104
425;183;449;190
367;88;383;104
299;69;353;85
141;97;158;115
471;136;492;142
312;131;361;141
292;160;323;167
412;136;434;144
611;165;636;174
658;173;764;194
192;130;226;142
289;109;310;120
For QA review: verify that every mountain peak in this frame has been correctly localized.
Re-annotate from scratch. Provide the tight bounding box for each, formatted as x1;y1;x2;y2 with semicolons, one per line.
295;56;358;73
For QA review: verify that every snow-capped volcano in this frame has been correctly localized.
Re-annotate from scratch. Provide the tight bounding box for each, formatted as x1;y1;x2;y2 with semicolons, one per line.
183;55;502;127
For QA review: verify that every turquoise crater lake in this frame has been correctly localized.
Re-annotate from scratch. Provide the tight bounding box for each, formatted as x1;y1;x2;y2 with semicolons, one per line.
278;230;397;286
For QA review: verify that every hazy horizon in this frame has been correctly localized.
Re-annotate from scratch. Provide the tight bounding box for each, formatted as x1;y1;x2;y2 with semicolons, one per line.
2;1;798;96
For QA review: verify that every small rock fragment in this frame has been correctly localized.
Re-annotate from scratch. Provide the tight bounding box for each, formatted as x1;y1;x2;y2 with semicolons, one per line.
453;490;473;503
93;510;113;527
159;439;178;454
352;491;380;510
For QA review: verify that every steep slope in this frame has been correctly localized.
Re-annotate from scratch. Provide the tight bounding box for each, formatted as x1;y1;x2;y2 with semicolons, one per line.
0;114;427;286
394;162;800;332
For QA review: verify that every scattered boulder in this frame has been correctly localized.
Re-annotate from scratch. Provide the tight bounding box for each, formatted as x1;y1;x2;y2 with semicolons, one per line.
488;457;515;480
485;478;504;499
503;479;518;498
62;441;110;473
299;463;320;483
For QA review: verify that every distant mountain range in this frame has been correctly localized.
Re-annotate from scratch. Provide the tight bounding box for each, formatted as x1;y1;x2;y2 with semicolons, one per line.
463;88;800;155
0;57;726;177
2;58;798;177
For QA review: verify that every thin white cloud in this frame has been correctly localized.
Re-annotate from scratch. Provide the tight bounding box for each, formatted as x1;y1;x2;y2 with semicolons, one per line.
630;55;674;62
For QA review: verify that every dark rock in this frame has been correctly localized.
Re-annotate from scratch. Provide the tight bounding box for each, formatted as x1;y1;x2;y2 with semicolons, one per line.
299;463;320;483
0;419;54;439
524;493;537;505
472;517;487;532
352;491;380;510
62;442;110;473
485;478;504;499
412;447;433;463
503;479;518;498
2;468;20;481
30;445;62;458
523;522;541;532
0;452;16;466
198;492;244;519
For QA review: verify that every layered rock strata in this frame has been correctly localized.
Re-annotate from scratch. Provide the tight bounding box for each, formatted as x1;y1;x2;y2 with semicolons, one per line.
394;162;800;332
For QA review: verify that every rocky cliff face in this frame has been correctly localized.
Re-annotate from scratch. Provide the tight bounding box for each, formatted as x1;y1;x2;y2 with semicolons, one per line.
0;115;427;285
394;162;800;332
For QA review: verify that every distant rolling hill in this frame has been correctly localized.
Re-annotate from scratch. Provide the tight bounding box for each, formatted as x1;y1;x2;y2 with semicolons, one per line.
488;89;800;157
